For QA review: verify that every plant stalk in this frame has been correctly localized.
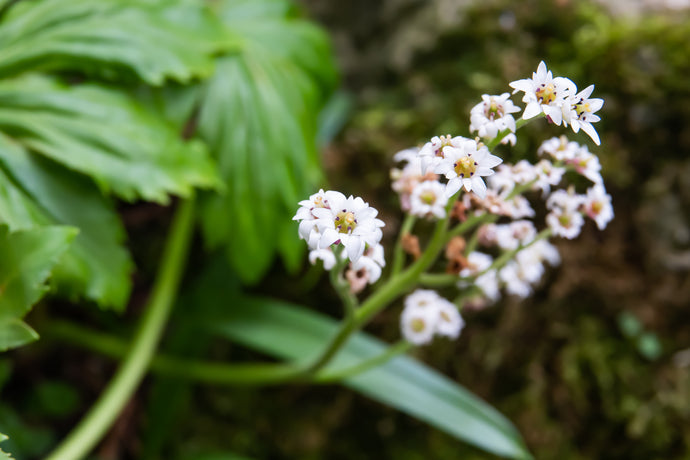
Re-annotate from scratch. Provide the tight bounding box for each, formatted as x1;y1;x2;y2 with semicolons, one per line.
45;197;196;460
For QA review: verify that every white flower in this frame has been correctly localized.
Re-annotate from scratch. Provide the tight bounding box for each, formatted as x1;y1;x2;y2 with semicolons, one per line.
409;180;448;219
511;160;539;185
547;190;586;234
469;93;521;141
509;61;576;125
459;251;500;302
391;149;439;211
566;145;603;185
345;244;386;293
298;190;384;262
400;290;465;344
538;136;581;161
435;298;465;339
404;289;440;310
583;184;614;230
400;304;438;345
293;189;328;242
563;85;604;145
499;261;533;298
435;139;502;199
533;159;565;196
418;134;466;173
308;248;336;270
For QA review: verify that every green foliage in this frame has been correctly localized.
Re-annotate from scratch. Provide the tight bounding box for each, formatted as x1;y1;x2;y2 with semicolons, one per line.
0;432;13;460
207;296;531;459
196;0;337;282
0;0;220;84
0;76;219;203
0;132;132;309
0;224;75;351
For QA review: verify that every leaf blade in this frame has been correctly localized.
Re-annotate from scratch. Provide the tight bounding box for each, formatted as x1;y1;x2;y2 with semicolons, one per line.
208;297;532;459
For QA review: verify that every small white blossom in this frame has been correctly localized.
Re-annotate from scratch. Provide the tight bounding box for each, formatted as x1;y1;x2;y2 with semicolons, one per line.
391;149;439;211
418;134;466;173
435;139;502;199
533;159;565;196
469;93;521;141
566;145;603;185
459;252;500;302
409;180;448;219
583;184;614;230
435;298;465;339
295;190;385;262
400;304;438;345
538;136;581;161
546;190;585;239
509;61;576;125
400;290;465;344
293;189;328;242
563;85;604;145
308;247;336;270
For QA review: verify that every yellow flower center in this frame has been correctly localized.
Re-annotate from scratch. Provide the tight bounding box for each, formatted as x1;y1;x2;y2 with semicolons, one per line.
592;201;603;214
453;156;477;178
536;83;557;104
411;318;426;333
335;210;357;234
420;190;437;205
486;98;503;120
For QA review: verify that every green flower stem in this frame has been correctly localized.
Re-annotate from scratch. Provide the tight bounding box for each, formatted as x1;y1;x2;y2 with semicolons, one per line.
418;273;463;288
485;114;543;151
329;246;358;315
313;340;413;383
445;212;492;242
48;320;303;385
45;197;196;460
49;320;411;385
390;213;416;277
355;212;452;327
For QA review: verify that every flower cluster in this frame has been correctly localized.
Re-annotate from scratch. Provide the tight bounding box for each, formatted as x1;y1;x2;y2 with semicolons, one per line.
294;190;386;292
400;290;465;345
295;61;612;351
392;135;503;208
510;61;603;145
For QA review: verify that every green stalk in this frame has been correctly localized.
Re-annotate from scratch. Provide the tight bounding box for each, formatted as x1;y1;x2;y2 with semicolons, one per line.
48;320;303;386
45;198;196;460
313;341;412;383
390;213;416;277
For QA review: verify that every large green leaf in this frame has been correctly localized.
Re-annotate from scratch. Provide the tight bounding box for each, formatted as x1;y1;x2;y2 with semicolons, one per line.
208;297;532;459
0;0;222;84
0;133;133;309
196;0;337;282
0;75;219;203
0;225;76;352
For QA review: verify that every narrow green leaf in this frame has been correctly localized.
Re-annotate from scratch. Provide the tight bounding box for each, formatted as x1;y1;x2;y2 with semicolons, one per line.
197;0;337;282
0;75;219;203
0;319;38;352
208;297;532;459
0;224;76;351
0;0;222;84
0;134;132;309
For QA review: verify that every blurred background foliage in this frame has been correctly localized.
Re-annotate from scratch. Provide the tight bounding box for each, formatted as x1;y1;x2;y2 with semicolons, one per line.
2;0;690;459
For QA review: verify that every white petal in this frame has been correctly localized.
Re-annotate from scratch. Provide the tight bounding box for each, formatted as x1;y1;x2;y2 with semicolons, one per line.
581;122;601;145
319;228;340;248
523;102;542;119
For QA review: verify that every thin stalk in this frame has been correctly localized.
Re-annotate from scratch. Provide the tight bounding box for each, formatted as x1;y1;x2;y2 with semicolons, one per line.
418;273;460;288
390;214;416;277
313;341;412;383
48;320;304;386
329;246;358;315
486;115;543;151
45;198;196;460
